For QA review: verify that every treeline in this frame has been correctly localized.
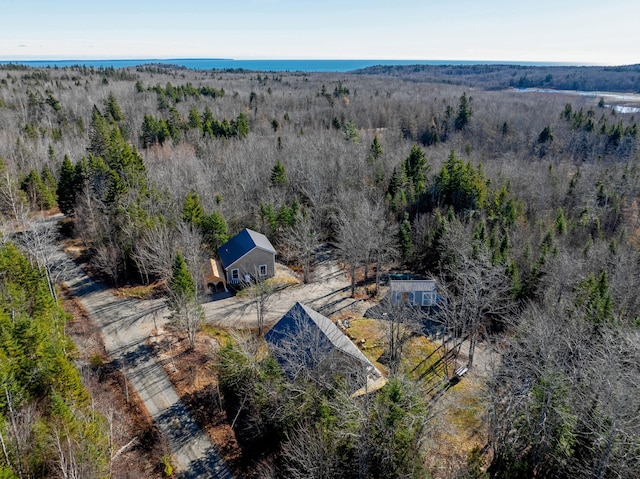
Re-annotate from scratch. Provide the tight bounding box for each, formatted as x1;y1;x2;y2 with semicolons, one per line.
0;63;639;477
354;63;640;92
0;243;109;478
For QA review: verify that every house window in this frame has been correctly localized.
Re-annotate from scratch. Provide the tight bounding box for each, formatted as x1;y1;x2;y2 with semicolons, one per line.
231;268;240;282
422;292;434;306
259;264;268;277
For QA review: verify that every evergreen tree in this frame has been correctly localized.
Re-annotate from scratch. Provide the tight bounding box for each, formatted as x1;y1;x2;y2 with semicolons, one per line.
188;107;202;130
434;150;487;212
169;252;195;298
387;166;406;199
369;135;383;161
45;88;62;112
57;155;77;215
270;159;287;187
202;106;214;136
104;91;123;122
0;243;109;478
555;208;568;235
41;165;58;204
578;271;614;324
88;105;111;158
538;125;554;144
47;144;57;163
455;92;472;130
403;144;429;196
369;378;428;478
201;211;229;252
343;119;359;142
506;259;522;298
167;106;185;141
182;191;204;225
220;118;232;138
235;112;249;138
104;128;147;201
141;114;170;148
21;168;56;210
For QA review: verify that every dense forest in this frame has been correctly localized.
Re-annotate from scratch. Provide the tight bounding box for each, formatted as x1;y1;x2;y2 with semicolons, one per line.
1;62;639;478
0;243;109;478
354;63;640;92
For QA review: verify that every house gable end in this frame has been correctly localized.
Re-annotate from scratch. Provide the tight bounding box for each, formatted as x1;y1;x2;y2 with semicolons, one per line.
222;246;276;272
218;228;275;269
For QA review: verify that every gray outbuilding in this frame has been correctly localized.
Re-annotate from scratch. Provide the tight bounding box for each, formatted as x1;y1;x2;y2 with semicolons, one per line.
218;228;276;284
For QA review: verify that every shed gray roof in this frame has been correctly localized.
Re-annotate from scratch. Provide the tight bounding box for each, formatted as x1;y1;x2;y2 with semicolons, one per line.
389;279;437;293
217;228;276;269
265;302;381;379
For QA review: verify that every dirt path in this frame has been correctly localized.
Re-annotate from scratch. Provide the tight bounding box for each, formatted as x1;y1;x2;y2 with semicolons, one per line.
63;265;232;479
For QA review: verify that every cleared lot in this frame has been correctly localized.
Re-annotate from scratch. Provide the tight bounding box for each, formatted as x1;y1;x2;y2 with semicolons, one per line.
203;252;368;329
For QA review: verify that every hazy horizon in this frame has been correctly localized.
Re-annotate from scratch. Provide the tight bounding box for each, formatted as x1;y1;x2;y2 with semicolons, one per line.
0;57;599;66
3;1;639;66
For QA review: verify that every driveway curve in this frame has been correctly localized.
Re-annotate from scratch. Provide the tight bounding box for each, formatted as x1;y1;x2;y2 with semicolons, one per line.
64;263;232;479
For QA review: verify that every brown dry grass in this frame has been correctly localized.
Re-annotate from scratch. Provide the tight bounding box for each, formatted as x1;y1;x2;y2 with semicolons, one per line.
342;315;488;475
150;327;243;472
345;318;388;374
274;263;301;285
114;282;164;299
426;372;488;474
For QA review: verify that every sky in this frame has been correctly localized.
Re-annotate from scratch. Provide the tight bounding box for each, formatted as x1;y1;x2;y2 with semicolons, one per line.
1;0;639;65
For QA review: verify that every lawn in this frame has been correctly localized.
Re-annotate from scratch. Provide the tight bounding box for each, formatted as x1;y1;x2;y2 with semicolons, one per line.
344;316;488;472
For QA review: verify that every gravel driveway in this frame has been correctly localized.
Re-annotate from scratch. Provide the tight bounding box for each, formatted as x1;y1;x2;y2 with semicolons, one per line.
60;235;365;478
203;249;367;329
63;261;232;479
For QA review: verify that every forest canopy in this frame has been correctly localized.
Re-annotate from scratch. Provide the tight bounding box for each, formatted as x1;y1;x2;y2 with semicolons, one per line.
0;62;639;478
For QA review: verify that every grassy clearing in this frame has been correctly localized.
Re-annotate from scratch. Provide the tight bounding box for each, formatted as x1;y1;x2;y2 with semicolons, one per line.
345;318;388;374
200;324;234;345
402;335;443;381
447;378;485;432
344;316;487;473
427;373;488;472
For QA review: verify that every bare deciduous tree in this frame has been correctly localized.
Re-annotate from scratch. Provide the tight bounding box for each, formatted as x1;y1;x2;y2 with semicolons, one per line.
333;197;371;297
437;223;515;369
280;209;320;283
0;164;29;223
281;423;341;479
16;214;75;301
131;222;176;284
378;299;422;376
246;277;279;336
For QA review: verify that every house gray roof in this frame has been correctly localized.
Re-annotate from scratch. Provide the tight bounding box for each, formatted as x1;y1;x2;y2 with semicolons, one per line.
217;228;276;269
389;279;437;293
265;302;381;379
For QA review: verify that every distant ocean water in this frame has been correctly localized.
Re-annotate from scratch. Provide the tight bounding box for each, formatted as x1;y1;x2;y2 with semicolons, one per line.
0;58;576;72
